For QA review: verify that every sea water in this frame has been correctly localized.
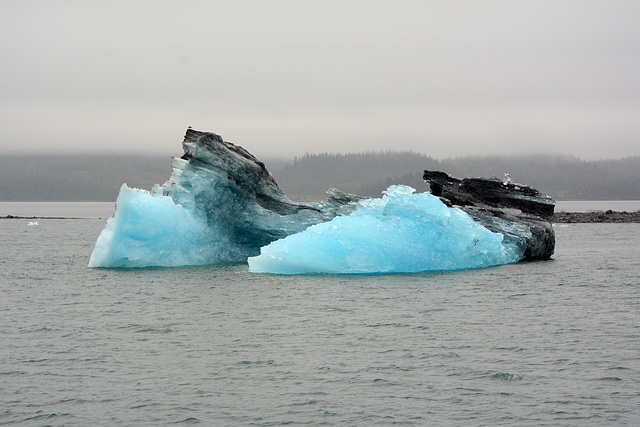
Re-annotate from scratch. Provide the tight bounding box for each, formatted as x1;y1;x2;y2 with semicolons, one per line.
1;204;639;425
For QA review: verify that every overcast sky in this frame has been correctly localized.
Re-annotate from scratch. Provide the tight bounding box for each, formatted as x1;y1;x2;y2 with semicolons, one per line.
1;0;639;160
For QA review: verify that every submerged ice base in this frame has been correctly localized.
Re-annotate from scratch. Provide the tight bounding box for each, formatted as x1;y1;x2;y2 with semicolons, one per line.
248;185;523;274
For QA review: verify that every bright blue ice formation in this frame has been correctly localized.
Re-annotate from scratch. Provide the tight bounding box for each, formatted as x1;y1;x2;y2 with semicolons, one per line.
89;130;359;268
89;184;220;268
248;185;524;274
89;129;549;271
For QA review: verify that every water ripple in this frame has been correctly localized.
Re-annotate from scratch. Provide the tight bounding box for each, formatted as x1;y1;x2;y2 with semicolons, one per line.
1;220;639;425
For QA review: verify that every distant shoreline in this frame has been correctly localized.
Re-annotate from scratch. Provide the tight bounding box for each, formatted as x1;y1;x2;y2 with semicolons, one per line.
3;212;640;223
553;211;640;223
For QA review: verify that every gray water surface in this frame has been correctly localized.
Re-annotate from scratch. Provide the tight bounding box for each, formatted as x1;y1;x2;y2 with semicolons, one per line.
1;218;639;425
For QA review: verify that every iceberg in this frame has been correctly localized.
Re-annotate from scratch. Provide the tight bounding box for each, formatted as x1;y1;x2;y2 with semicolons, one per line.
248;185;523;274
88;129;361;268
422;170;555;260
89;128;555;273
89;184;220;267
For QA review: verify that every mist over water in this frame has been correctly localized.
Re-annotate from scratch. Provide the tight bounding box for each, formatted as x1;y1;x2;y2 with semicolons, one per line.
1;208;639;425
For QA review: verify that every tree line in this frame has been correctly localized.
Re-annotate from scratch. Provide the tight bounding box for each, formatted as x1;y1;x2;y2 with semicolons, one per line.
1;152;639;201
272;152;640;201
0;154;171;201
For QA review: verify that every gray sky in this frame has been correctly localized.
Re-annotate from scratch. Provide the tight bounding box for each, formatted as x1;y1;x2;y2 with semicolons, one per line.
1;0;639;160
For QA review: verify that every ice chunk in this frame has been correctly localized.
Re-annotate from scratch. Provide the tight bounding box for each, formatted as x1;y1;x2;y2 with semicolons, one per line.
88;130;360;268
89;129;553;270
27;221;39;226
88;184;239;268
248;185;523;274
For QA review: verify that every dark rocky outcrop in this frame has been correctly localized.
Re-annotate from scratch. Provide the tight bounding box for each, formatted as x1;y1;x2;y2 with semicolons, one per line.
162;129;363;256
424;170;556;260
179;129;320;217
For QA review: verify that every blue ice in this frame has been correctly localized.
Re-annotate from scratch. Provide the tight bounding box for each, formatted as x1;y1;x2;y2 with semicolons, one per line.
88;150;328;268
248;185;523;274
88;184;235;268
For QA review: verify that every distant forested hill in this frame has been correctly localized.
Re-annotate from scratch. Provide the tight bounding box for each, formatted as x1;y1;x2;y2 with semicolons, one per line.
272;153;640;201
0;154;291;201
1;153;639;201
272;152;439;200
0;155;171;201
437;155;640;201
